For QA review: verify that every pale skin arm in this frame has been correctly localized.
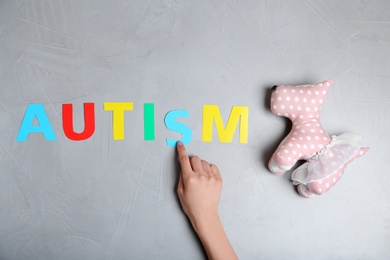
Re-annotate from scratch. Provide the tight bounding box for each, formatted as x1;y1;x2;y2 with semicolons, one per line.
176;142;238;260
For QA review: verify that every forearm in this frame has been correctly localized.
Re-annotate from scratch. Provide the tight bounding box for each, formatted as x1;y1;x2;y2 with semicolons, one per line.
176;142;237;260
193;215;238;260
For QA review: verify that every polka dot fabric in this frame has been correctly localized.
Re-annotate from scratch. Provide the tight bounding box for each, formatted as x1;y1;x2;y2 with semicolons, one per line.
268;80;369;197
268;80;332;174
298;147;369;198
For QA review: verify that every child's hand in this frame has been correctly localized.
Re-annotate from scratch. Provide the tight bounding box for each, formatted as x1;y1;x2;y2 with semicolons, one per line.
176;141;222;231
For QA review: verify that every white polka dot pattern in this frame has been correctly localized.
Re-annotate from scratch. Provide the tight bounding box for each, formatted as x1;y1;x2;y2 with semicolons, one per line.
298;147;369;197
269;80;332;173
268;80;369;197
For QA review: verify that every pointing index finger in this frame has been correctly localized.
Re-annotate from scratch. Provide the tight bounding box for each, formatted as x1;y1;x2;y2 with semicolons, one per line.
177;142;192;174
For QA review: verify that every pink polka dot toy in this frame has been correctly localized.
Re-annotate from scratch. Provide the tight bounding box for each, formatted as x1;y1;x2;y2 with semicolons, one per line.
268;80;369;198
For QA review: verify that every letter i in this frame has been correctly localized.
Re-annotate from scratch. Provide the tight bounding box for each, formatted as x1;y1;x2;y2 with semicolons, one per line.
144;103;155;140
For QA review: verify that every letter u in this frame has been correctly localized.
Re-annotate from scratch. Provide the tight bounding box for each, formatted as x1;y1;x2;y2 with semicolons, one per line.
62;103;95;141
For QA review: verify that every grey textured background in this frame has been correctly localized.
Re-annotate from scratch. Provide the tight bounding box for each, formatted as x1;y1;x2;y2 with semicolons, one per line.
1;0;389;259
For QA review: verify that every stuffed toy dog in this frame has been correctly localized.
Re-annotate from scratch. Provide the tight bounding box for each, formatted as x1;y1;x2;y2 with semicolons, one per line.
268;80;369;197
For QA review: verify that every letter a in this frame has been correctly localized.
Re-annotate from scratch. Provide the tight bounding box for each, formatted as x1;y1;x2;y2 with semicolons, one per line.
16;104;57;142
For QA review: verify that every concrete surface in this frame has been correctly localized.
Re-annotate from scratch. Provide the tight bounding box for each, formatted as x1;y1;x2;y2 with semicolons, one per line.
0;0;389;259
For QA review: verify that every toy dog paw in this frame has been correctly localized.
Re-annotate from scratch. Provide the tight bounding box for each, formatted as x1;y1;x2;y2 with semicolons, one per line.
268;80;369;197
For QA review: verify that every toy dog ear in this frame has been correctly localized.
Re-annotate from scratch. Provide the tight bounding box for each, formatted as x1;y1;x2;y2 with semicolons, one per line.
272;85;277;90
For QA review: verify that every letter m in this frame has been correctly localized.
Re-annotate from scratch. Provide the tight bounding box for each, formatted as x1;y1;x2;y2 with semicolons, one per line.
202;105;248;143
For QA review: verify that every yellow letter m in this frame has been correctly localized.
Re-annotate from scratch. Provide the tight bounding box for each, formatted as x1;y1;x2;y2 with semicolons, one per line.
202;105;248;144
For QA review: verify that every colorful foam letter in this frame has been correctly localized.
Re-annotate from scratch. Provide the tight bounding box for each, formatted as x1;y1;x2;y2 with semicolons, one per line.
16;104;57;141
62;103;95;141
104;102;133;140
144;103;155;141
202;105;249;143
164;110;192;146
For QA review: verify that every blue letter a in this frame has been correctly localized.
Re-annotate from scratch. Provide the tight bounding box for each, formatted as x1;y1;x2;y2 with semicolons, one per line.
16;104;57;142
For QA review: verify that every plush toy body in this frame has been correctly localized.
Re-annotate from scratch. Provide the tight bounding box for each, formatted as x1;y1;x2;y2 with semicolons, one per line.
268;80;368;197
